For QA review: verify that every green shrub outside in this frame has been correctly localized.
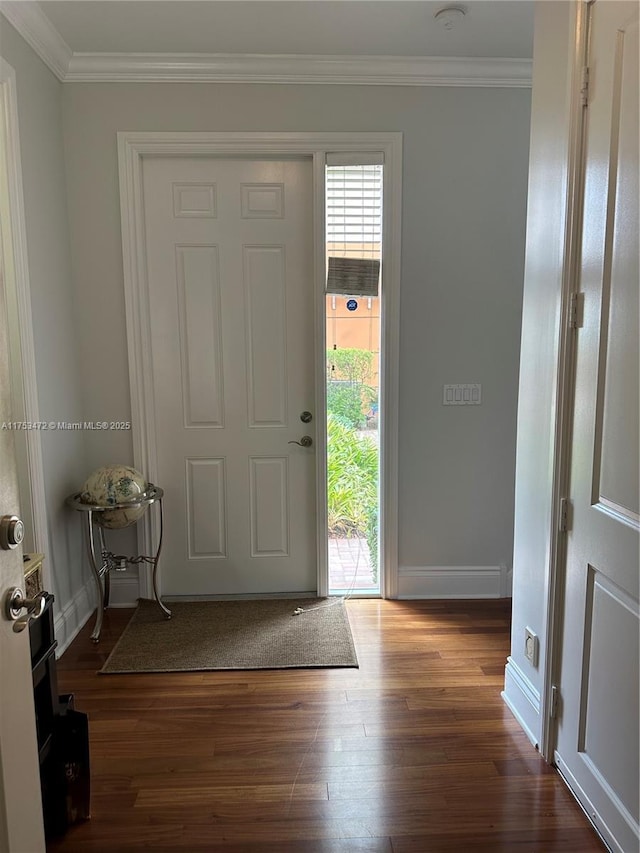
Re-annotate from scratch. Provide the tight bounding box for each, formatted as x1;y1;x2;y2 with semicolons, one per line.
326;348;380;580
326;413;379;582
326;348;378;429
328;348;375;386
326;383;366;429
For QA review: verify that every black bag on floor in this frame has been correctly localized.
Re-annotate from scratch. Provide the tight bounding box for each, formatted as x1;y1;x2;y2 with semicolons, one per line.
55;697;91;826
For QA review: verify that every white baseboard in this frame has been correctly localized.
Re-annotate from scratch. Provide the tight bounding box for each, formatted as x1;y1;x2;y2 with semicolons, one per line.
397;565;509;598
502;566;513;598
107;573;140;607
502;656;541;748
54;577;96;657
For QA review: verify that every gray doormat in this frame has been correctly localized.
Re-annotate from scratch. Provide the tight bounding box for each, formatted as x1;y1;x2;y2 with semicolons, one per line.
100;597;358;673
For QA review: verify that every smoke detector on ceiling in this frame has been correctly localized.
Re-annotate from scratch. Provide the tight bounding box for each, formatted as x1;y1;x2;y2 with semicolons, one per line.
434;6;467;31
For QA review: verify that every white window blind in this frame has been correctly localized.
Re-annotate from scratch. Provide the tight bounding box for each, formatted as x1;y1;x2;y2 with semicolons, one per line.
326;163;383;296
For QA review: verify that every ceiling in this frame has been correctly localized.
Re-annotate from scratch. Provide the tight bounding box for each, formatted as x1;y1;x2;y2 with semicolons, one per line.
37;1;534;59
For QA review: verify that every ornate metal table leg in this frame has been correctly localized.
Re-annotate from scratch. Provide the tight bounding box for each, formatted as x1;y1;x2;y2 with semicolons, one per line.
98;527;111;608
152;498;171;619
86;510;105;643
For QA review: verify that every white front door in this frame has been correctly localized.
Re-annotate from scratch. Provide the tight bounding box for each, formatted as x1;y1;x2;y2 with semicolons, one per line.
142;157;316;596
554;4;639;852
0;274;44;848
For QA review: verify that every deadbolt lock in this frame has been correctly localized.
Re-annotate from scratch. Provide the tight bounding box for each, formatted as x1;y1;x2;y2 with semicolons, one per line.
300;411;313;423
0;515;24;550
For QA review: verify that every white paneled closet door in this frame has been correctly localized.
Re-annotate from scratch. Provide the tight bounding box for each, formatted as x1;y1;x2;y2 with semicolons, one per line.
554;4;639;852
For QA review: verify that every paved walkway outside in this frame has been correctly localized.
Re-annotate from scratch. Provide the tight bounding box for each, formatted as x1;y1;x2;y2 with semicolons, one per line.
328;535;378;591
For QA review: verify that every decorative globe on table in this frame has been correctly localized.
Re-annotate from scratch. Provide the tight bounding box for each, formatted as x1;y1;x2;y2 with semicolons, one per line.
79;465;148;529
67;467;169;642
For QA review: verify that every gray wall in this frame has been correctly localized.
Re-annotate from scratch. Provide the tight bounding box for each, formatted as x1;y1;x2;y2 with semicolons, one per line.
0;10;533;612
0;22;88;615
62;82;531;581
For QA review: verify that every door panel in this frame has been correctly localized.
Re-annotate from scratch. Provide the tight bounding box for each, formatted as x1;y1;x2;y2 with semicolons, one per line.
176;245;224;427
142;158;316;596
580;569;639;817
185;457;226;559
249;456;289;556
555;4;639;852
244;244;288;426
594;5;639;524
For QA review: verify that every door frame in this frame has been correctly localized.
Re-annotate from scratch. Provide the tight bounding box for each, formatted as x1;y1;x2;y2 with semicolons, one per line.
0;57;48;563
539;0;590;763
540;0;592;763
117;131;402;600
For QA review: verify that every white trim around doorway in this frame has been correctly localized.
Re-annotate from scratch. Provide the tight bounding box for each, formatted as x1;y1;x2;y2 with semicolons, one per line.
117;131;402;601
0;57;49;567
539;0;590;763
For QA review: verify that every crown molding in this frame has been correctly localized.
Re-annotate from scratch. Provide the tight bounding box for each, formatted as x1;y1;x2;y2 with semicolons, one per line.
0;4;532;89
0;2;71;81
66;52;532;87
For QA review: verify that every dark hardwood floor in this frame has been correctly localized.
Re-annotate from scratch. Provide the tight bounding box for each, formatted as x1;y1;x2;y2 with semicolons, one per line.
48;599;603;852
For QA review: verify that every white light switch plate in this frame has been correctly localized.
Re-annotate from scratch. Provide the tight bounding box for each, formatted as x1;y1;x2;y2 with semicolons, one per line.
443;384;482;405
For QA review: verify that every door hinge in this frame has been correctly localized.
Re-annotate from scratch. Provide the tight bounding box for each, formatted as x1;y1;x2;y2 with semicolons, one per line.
559;497;572;533
581;65;590;106
569;292;584;329
550;685;561;719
